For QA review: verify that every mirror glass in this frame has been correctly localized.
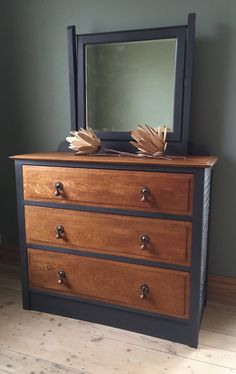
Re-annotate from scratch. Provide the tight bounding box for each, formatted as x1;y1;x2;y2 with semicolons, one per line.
86;39;177;132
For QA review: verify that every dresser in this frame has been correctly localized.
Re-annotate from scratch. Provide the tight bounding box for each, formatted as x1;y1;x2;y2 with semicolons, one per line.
12;152;217;347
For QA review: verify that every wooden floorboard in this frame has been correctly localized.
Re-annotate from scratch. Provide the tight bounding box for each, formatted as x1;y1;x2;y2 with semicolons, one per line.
0;266;236;373
0;347;86;374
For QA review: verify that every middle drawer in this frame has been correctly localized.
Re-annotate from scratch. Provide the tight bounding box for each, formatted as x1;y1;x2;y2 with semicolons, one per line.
25;206;192;266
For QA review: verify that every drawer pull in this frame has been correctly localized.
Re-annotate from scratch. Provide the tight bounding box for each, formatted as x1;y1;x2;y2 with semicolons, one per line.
56;225;64;239
140;186;150;202
140;234;150;250
54;181;63;196
57;270;66;284
140;284;150;299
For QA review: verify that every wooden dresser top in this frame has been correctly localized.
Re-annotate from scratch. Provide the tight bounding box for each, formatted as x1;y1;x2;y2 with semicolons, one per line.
11;152;218;168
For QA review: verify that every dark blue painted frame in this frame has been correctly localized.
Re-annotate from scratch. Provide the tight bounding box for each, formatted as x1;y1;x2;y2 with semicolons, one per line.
14;157;210;348
78;27;185;142
67;14;195;155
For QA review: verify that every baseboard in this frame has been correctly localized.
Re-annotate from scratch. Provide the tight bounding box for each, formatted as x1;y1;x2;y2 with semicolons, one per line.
0;245;20;266
208;274;236;306
1;246;236;306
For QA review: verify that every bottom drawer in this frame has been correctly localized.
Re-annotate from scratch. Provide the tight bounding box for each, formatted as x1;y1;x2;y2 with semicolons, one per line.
28;249;190;318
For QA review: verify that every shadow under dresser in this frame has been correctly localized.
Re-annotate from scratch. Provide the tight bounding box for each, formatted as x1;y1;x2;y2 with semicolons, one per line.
11;152;217;347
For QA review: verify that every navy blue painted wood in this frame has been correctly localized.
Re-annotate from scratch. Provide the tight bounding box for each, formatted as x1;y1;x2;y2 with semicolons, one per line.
29;287;190;323
29;291;196;347
66;14;195;155
27;244;191;272
67;26;78;132
14;156;212;348
14;161;30;309
188;168;205;345
24;199;193;222
77;26;186;144
183;14;196;154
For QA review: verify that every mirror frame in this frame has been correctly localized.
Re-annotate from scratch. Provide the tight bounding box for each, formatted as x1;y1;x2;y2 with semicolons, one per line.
67;14;195;155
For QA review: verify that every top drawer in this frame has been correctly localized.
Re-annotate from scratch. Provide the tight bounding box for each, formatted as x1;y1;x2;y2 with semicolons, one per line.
23;165;194;215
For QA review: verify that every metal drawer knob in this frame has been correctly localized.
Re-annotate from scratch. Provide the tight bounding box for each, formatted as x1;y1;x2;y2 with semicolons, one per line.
140;186;150;202
140;234;150;250
55;181;63;196
140;284;150;299
58;270;66;284
56;225;64;239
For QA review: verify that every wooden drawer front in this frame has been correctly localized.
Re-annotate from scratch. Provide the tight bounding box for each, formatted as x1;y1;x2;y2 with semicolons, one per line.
23;165;194;215
25;206;192;266
28;249;190;318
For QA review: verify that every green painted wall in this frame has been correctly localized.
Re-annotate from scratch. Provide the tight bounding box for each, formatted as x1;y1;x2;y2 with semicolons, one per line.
1;0;236;277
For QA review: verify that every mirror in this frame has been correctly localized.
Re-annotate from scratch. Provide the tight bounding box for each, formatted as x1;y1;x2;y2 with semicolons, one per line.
67;14;195;154
86;39;177;132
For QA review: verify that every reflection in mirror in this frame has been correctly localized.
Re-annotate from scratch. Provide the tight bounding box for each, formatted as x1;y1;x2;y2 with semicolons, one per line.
86;39;177;132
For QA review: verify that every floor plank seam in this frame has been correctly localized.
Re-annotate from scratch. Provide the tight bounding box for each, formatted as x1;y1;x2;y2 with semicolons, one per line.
199;342;236;354
170;352;236;371
101;335;170;354
201;328;236;338
0;346;91;374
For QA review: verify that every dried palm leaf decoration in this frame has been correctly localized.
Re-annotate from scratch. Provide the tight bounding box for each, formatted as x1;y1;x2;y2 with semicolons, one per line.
66;127;135;156
130;125;167;157
66;125;170;158
66;128;101;154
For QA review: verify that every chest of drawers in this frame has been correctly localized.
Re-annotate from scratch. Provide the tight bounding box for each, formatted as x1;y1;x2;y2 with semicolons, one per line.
12;152;217;347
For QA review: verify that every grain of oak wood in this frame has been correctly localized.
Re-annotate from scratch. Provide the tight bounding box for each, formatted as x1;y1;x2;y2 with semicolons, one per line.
23;165;194;215
25;205;192;265
0;264;236;374
27;248;190;318
11;152;218;168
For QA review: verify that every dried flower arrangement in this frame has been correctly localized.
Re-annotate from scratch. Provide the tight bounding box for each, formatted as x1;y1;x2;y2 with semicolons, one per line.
66;128;101;154
130;125;167;157
66;128;133;156
66;125;170;159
